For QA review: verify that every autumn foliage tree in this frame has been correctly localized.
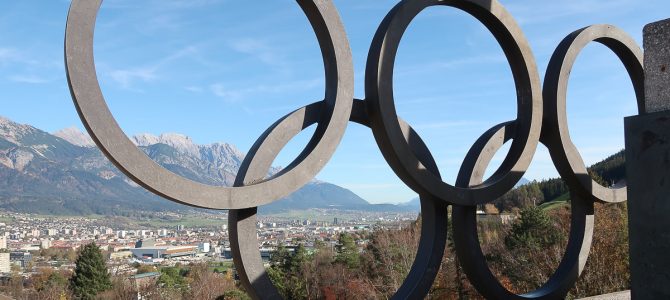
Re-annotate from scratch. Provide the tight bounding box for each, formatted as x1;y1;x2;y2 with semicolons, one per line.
259;150;631;299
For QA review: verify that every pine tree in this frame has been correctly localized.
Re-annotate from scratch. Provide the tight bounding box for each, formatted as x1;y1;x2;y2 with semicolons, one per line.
267;242;310;299
267;243;290;297
335;233;360;268
290;243;308;273
270;242;291;272
505;207;562;250
70;242;112;299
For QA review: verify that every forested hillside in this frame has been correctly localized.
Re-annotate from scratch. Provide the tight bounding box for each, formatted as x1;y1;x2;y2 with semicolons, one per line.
493;150;625;212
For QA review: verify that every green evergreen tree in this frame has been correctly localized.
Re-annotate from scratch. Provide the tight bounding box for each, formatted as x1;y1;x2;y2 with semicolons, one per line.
335;233;360;268
290;243;308;273
158;266;186;291
270;242;291;272
285;243;308;299
505;207;562;250
267;243;290;298
267;242;309;299
70;242;112;299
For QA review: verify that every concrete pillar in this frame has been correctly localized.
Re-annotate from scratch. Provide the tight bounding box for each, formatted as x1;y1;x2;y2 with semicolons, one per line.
625;18;670;300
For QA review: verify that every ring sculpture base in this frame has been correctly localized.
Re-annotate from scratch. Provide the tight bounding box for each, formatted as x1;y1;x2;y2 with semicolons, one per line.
625;111;670;299
625;18;670;300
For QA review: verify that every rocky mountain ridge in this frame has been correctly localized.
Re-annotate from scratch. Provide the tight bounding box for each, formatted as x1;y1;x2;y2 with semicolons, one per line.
0;116;414;215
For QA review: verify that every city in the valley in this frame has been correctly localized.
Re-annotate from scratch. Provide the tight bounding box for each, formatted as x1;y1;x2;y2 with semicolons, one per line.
0;209;421;276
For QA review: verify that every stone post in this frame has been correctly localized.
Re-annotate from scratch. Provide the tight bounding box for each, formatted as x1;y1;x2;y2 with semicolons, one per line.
625;18;670;299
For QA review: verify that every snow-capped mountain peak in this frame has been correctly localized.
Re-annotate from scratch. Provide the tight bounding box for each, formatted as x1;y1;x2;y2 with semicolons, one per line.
53;127;95;147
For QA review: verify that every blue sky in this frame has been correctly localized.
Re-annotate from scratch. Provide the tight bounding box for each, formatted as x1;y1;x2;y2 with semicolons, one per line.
0;0;668;204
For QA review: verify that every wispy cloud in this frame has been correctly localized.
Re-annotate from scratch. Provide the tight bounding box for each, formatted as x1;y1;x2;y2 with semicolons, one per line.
0;47;48;68
210;83;234;99
438;55;506;69
209;78;322;103
7;75;49;84
159;0;226;9
413;120;484;130
395;54;506;77
326;163;390;170
102;0;225;10
107;46;198;89
184;86;204;93
0;48;19;65
340;183;400;190
228;38;284;67
110;68;157;89
0;47;61;85
508;0;636;25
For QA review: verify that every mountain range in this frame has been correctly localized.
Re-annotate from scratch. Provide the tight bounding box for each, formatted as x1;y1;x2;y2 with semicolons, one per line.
0;116;416;215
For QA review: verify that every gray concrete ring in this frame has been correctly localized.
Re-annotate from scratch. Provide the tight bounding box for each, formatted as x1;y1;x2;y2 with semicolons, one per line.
542;24;644;203
229;100;449;300
365;0;542;206
452;122;595;299
64;0;354;209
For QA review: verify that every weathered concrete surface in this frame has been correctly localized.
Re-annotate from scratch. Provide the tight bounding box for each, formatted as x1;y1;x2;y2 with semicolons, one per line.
577;290;630;300
579;291;630;300
644;18;670;113
625;18;670;300
625;111;670;299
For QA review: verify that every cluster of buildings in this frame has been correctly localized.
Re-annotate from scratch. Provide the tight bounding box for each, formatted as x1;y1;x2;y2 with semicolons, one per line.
0;210;419;278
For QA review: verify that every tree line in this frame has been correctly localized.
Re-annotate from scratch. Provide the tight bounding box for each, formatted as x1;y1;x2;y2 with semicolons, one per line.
266;202;629;299
492;150;624;212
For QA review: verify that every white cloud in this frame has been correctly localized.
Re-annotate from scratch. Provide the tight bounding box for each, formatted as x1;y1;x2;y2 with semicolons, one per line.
395;54;507;77
228;38;283;66
106;46;198;89
102;0;225;10
209;83;235;99
508;0;636;25
209;78;322;103
324;163;390;170
0;48;19;65
0;47;46;68
340;183;400;190
110;68;157;89
7;75;49;84
413;120;484;130
160;0;225;9
184;86;204;93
